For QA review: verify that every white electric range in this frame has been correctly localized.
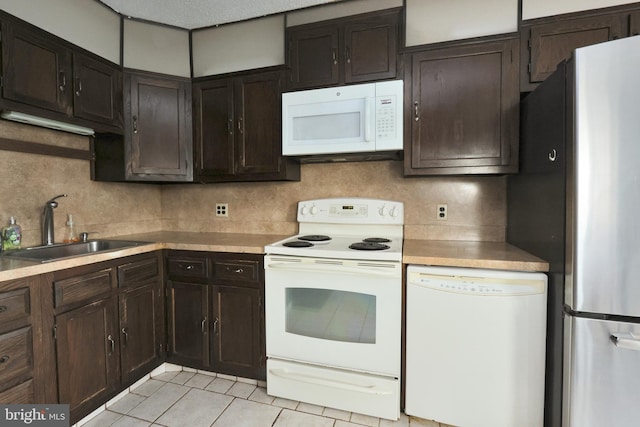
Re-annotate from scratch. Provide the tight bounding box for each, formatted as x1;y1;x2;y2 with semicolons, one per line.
264;198;403;421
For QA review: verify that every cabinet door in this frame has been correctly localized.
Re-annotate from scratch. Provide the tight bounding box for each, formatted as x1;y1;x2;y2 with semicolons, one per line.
166;280;209;368
73;53;122;128
211;285;264;380
193;78;235;178
234;71;285;177
125;73;193;181
344;11;398;83
56;298;119;418
119;284;161;384
406;38;519;175
1;19;72;115
522;14;627;90
287;25;340;90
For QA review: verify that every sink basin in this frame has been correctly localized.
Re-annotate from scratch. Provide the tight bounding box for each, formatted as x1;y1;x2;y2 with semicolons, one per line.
2;240;150;263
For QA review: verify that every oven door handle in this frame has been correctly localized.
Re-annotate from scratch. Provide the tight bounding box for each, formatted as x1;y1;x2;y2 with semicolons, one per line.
268;368;393;396
266;262;398;277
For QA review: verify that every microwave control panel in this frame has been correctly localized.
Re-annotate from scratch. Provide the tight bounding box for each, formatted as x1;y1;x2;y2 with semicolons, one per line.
376;95;398;141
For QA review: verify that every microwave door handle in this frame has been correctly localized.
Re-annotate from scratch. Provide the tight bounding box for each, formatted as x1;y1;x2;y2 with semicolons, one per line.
365;97;373;142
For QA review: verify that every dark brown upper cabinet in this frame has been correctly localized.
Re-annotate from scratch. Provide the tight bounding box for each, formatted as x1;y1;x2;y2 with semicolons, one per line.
124;71;193;182
520;5;640;92
0;12;123;132
404;37;520;176
193;68;299;182
286;8;400;90
73;53;123;128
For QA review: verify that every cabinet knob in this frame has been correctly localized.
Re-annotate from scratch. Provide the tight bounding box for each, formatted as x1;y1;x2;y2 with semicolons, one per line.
0;355;9;363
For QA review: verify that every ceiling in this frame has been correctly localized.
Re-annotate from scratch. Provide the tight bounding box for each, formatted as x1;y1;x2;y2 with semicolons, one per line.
98;0;348;30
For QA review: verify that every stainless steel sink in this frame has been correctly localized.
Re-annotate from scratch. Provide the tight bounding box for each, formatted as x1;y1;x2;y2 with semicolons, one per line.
2;240;150;263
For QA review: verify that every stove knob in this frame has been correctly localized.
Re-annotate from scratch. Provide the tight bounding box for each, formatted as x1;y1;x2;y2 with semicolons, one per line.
389;207;399;217
300;205;309;216
310;205;318;215
379;205;388;216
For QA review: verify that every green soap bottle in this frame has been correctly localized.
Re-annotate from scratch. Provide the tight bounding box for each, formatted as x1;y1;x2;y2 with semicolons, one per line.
2;216;22;250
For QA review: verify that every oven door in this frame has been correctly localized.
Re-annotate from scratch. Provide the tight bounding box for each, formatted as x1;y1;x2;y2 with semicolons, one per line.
264;255;401;377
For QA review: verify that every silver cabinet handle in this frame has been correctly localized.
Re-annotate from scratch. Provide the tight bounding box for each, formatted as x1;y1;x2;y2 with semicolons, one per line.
213;317;219;334
121;327;128;346
414;101;420;122
332;48;337;65
228;119;233;135
132;115;138;134
201;317;207;333
75;78;82;96
59;71;67;92
548;149;557;162
235;268;244;274
0;355;9;363
107;334;115;354
238;117;243;134
346;47;351;64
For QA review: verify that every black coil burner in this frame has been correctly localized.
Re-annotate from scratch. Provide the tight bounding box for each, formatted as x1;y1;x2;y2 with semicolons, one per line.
349;242;390;251
363;237;391;243
298;235;332;242
283;241;314;248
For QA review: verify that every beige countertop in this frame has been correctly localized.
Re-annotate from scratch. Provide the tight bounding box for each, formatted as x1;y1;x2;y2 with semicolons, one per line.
0;231;287;282
403;239;549;272
0;232;548;282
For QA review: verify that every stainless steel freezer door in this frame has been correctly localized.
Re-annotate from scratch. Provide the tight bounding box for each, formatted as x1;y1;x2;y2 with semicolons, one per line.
568;35;640;316
563;315;640;427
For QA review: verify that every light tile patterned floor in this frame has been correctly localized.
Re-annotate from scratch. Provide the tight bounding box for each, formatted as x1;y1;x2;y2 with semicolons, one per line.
75;366;453;427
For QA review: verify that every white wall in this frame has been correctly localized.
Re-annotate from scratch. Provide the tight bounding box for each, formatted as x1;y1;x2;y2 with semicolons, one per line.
522;0;638;19
192;16;285;77
405;0;518;46
123;20;191;77
286;0;402;26
0;0;121;64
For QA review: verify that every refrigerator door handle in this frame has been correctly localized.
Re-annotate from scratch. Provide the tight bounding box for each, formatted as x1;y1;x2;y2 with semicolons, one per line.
610;332;640;351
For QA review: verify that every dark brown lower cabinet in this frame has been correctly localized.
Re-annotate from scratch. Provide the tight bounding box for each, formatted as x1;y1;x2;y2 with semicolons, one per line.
119;283;162;383
55;298;119;417
166;280;209;367
52;253;163;423
166;251;265;380
211;284;264;380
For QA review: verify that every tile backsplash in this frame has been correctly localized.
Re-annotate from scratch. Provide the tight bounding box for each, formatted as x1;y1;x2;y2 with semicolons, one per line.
0;121;506;247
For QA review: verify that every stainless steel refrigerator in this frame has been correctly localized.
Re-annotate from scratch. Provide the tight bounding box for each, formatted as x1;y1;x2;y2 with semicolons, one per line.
507;35;640;427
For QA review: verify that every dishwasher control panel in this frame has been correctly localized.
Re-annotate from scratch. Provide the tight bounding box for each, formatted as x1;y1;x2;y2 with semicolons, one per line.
407;269;546;296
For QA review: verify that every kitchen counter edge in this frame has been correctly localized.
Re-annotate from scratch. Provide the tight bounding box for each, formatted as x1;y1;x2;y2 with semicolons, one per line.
403;239;549;272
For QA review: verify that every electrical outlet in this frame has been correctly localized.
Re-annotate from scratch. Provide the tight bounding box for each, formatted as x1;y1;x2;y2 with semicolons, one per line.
437;204;448;221
215;203;228;217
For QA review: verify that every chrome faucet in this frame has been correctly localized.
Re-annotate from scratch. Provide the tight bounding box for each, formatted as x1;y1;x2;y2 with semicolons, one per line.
42;194;67;246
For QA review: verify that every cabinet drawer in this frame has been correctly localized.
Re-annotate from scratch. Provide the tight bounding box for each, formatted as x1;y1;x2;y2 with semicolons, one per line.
0;326;33;384
167;256;209;278
213;259;260;284
54;269;114;308
0;288;30;327
118;256;160;288
0;378;34;404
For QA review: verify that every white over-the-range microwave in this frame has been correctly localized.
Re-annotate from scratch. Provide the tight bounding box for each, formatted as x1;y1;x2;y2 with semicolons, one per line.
281;80;403;161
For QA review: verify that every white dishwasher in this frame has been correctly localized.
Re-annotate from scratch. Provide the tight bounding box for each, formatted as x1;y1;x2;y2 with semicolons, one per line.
405;265;547;427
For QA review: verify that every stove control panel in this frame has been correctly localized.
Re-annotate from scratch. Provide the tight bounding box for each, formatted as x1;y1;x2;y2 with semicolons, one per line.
297;198;403;224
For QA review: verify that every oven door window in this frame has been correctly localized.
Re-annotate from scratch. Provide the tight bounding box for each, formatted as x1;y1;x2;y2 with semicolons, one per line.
285;288;375;344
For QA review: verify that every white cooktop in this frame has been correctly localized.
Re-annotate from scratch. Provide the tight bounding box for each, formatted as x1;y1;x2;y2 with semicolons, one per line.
266;198;404;262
